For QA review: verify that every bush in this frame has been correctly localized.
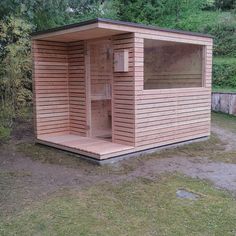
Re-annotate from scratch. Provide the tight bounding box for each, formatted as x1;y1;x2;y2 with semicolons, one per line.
214;0;236;10
213;57;236;89
0;16;32;142
0;125;11;143
0;103;14;143
203;12;236;57
173;11;236;58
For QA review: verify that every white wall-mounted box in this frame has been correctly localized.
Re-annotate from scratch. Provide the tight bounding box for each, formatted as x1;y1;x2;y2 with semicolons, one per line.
114;50;129;72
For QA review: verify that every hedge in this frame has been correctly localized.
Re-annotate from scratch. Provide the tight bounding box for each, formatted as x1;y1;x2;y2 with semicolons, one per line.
212;57;236;89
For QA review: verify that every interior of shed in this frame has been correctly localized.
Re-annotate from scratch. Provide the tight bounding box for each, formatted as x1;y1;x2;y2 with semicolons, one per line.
88;39;113;140
144;39;204;89
34;34;135;158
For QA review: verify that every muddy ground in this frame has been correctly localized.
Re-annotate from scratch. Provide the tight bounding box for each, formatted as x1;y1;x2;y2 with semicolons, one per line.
0;113;236;215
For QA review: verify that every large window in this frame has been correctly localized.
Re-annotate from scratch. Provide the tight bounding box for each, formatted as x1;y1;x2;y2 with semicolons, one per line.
144;39;204;89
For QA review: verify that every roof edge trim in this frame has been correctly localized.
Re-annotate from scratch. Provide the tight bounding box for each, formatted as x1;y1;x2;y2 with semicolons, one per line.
31;18;213;39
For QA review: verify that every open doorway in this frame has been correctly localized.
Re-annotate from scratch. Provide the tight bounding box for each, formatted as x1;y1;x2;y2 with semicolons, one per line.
86;39;113;141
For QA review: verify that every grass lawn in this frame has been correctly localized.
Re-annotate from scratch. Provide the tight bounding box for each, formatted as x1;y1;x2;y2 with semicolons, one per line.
1;112;236;235
212;112;236;134
213;87;236;93
1;174;236;236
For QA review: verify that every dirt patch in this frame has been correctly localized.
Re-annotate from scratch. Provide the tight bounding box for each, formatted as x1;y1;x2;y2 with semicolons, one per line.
11;115;34;142
121;156;236;194
211;124;236;151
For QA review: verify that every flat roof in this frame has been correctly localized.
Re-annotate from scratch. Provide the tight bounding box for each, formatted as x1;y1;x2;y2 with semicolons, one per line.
31;18;213;39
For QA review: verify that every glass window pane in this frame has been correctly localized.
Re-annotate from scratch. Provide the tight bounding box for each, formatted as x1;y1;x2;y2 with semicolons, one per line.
144;39;204;89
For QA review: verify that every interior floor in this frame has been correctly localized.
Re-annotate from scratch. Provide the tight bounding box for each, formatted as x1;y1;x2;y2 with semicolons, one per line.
37;133;134;160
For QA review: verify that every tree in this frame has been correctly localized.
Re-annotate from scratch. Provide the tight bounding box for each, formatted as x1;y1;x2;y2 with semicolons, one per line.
0;16;32;123
215;0;236;10
115;0;206;28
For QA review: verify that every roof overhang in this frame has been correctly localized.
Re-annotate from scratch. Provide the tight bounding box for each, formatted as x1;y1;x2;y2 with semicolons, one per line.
31;18;213;42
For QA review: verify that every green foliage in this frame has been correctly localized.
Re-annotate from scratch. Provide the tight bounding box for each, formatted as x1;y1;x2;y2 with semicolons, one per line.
1;0;119;30
214;0;236;10
114;0;236;59
22;0;71;30
0;16;32;133
115;0;206;27
0;104;14;143
0;104;14;128
213;87;236;92
213;57;236;88
159;10;236;57
65;0;119;25
166;10;217;31
0;16;32;107
157;0;206;28
0;126;11;143
0;0;19;20
203;12;236;57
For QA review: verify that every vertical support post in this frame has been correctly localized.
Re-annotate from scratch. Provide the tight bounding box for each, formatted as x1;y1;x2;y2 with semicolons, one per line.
32;40;37;139
202;45;207;87
85;42;91;137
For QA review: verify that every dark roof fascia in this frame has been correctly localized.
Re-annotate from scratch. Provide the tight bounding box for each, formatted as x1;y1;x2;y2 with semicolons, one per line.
31;18;213;39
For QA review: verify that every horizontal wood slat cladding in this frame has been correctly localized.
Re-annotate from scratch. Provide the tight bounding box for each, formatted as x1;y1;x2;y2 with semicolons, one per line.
33;40;70;136
33;40;86;137
112;33;135;146
68;41;86;136
133;33;212;149
205;45;212;88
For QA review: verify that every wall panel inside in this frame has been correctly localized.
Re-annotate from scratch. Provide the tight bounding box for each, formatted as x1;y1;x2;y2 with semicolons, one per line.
68;41;87;136
33;40;70;136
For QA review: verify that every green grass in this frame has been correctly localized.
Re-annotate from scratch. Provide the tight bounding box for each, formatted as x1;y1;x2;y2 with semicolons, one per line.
148;132;236;164
15;132;227;172
0;125;11;143
153;133;224;158
1;112;236;235
15;112;236;167
0;174;236;236
213;87;236;93
209;151;236;164
212;112;236;134
214;57;236;64
16;142;138;175
16;142;90;167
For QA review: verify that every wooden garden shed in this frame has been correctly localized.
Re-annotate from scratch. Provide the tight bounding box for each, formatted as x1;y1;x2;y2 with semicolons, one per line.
32;18;213;162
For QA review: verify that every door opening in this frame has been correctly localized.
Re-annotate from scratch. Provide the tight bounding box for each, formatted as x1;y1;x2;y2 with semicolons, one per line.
87;39;112;141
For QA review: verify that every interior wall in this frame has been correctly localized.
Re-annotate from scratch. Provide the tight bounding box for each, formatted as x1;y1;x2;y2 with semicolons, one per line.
68;41;87;136
144;39;203;89
33;40;70;137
